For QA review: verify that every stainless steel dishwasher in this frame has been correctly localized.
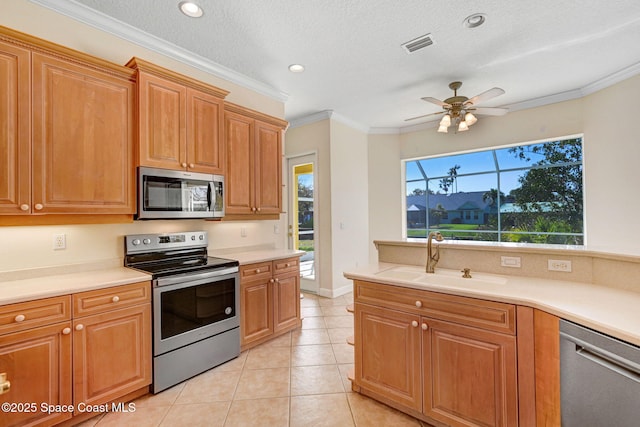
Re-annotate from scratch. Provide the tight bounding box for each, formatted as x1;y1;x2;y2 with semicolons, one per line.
560;320;640;426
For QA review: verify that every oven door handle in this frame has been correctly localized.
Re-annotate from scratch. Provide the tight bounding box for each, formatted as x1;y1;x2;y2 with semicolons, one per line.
155;267;239;287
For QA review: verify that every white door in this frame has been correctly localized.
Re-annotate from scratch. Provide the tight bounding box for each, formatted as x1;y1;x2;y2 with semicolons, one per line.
287;153;319;294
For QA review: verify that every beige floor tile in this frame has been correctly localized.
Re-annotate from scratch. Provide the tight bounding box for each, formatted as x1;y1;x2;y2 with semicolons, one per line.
258;331;292;348
290;394;355;427
324;315;354;329
321;305;350;316
291;328;331;345
332;343;354;364
95;404;170;427
211;351;247;372
301;306;324;317
327;327;354;344
300;297;320;307
174;369;242;404
73;414;105;427
337;363;355;393
291;344;337;366
234;367;290;400
300;316;326;329
301;292;318;300
347;393;422;426
224;397;289;427
317;296;348;306
134;383;185;407
159;402;230;427
343;293;354;304
291;365;345;395
245;345;291;369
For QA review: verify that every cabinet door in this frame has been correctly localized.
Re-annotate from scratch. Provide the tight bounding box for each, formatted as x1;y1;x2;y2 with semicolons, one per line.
187;88;224;174
240;279;273;347
422;318;518;427
73;304;151;408
0;40;30;215
138;71;186;170
355;303;422;412
273;272;300;333
254;121;282;214
0;322;73;427
31;53;135;214
225;111;254;214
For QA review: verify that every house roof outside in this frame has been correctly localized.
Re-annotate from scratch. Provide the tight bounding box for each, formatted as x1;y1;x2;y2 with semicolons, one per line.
407;192;492;212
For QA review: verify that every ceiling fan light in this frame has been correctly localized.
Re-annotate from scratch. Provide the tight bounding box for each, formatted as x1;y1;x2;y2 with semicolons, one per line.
440;114;451;126
464;112;477;125
437;124;448;133
458;121;469;132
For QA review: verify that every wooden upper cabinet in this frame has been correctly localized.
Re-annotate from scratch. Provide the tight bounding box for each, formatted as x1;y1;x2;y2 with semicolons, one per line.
0;40;30;214
224;103;287;218
128;57;227;175
31;53;135;214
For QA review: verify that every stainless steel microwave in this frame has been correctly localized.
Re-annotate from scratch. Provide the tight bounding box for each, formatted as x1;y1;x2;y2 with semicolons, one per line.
137;167;224;219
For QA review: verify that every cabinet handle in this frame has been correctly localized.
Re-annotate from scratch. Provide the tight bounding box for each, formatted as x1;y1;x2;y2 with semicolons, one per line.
75;324;84;331
274;278;279;283
14;314;25;323
256;207;261;212
415;301;422;308
112;296;120;303
251;207;257;212
20;204;29;211
269;278;274;283
285;263;290;267
0;373;10;395
421;323;429;331
62;327;71;335
411;320;418;327
256;268;261;273
34;204;43;210
189;163;195;168
181;162;187;168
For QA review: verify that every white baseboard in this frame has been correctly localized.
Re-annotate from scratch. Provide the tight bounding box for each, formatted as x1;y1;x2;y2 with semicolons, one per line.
317;283;353;299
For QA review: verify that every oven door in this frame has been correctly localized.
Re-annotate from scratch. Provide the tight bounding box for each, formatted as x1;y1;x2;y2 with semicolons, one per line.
153;269;239;356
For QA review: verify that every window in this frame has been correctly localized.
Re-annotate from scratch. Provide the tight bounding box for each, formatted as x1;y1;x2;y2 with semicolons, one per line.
405;136;583;244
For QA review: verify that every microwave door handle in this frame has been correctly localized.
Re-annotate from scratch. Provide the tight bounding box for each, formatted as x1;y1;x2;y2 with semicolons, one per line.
207;182;213;211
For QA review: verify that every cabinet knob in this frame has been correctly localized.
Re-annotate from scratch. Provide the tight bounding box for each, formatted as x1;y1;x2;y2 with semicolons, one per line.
20;204;29;211
189;163;195;168
421;323;429;331
112;296;120;303
251;207;257;212
411;320;418;327
34;204;43;210
62;327;71;335
256;207;261;212
274;278;280;283
75;324;84;331
415;301;422;308
285;263;290;267
14;314;25;323
181;162;187;168
269;278;274;283
0;373;10;395
256;268;261;273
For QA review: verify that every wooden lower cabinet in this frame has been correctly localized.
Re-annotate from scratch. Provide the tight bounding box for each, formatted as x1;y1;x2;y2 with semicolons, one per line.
240;257;301;351
354;280;522;427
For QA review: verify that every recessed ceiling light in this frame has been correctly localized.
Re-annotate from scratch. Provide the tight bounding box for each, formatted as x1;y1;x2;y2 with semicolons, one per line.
179;1;204;18
288;64;305;73
463;13;486;28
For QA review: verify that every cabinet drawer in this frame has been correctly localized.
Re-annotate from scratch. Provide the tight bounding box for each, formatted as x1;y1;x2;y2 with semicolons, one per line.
0;295;71;336
274;257;300;276
240;262;273;283
354;280;515;335
73;281;151;317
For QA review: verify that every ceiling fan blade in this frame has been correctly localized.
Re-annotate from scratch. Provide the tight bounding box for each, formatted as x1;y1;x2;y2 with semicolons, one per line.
421;97;450;108
465;87;505;106
404;111;445;122
471;107;508;116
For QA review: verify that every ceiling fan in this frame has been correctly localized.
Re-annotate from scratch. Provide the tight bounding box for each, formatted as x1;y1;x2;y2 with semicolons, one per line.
406;81;508;133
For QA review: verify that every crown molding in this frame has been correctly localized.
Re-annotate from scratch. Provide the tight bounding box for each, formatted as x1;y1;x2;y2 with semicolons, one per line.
29;0;288;102
288;111;334;129
581;61;640;96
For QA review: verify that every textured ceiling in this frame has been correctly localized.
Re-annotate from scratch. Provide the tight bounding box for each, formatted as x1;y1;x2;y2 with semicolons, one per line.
40;0;640;130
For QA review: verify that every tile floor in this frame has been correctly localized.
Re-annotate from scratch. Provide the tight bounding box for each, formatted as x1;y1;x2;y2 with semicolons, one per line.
80;292;429;427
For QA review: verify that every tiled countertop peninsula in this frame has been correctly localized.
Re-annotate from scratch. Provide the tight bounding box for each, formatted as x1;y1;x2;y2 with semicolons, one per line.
345;240;640;347
209;247;305;264
0;260;151;306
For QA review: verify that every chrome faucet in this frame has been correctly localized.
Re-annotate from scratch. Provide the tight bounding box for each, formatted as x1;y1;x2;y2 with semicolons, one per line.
426;231;444;273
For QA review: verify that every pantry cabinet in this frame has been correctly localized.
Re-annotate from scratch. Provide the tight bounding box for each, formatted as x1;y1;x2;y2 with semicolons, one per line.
240;256;301;351
354;280;519;427
0;26;136;217
0;281;151;426
127;57;228;175
224;103;288;219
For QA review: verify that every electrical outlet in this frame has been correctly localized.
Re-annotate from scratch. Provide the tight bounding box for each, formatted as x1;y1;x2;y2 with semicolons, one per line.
500;256;521;268
53;233;66;250
548;259;572;272
240;227;247;237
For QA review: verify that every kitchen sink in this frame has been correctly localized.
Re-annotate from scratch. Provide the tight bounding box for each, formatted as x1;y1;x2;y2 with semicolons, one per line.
375;266;508;287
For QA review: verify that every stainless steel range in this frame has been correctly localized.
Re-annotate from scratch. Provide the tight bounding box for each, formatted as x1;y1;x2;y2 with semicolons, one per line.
124;231;240;393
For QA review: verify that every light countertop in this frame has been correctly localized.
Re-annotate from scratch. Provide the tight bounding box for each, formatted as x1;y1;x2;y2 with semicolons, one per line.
344;263;640;347
210;248;305;265
0;267;151;306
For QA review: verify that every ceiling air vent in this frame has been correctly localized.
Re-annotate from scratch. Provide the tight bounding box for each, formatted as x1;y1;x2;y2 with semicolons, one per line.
401;33;434;54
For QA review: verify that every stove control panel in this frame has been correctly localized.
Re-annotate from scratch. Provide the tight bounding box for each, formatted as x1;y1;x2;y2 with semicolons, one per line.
125;231;208;254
